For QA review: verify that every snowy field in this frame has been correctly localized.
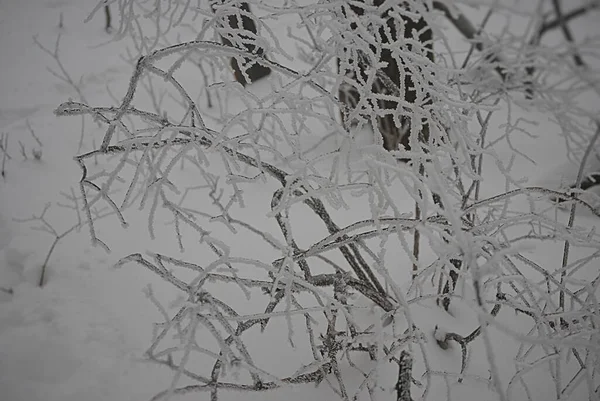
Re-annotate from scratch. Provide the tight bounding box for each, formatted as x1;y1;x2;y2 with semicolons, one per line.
1;1;600;401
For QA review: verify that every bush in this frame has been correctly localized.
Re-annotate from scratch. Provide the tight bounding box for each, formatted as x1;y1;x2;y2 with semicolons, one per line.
58;1;600;400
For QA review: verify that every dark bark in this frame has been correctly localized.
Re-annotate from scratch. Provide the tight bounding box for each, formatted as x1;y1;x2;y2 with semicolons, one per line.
213;1;271;86
439;258;461;312
104;5;112;33
396;350;414;401
552;172;600;203
338;2;434;152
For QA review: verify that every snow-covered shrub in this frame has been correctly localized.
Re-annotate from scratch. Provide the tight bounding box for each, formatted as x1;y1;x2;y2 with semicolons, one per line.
57;1;600;400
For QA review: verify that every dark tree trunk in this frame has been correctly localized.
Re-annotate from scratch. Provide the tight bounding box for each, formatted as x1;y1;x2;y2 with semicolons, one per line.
213;1;271;86
338;2;434;152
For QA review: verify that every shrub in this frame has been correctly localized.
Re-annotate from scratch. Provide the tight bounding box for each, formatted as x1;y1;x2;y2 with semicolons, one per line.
58;1;600;400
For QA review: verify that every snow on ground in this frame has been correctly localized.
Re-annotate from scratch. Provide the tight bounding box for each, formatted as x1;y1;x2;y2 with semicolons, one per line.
0;1;599;401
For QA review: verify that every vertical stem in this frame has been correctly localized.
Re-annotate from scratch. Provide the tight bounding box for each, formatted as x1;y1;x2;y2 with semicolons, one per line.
412;203;421;279
104;5;112;33
1;133;8;179
396;350;414;401
412;163;425;278
551;0;585;67
560;123;600;310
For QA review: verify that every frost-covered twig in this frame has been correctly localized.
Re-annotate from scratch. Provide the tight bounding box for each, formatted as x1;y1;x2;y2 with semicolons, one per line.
560;122;600;311
0;133;9;179
35;32;89;152
396;350;414;401
56;1;600;400
525;0;600;97
14;192;114;286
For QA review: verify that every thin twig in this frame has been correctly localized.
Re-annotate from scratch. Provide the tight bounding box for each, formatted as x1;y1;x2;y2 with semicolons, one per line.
551;0;585;67
0;133;9;178
560;122;600;311
26;119;43;147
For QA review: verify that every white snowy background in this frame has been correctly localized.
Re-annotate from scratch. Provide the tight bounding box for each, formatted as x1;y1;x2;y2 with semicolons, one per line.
1;1;599;400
